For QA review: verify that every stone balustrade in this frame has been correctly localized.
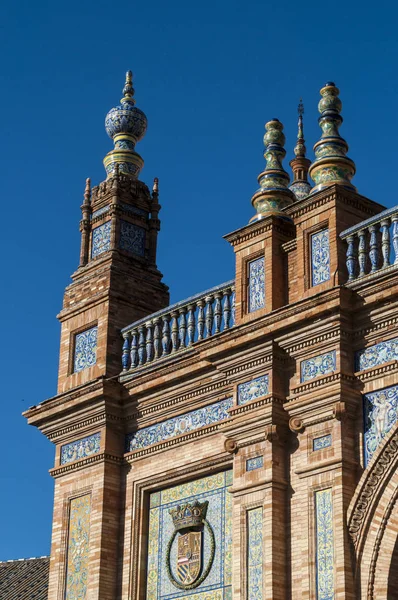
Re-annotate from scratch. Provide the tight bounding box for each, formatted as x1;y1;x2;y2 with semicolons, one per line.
340;205;398;281
121;280;235;371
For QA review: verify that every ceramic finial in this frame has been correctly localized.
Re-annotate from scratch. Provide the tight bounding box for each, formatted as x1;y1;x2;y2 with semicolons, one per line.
121;70;135;105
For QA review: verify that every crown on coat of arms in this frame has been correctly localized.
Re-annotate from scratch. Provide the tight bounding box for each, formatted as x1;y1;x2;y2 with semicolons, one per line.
169;500;208;531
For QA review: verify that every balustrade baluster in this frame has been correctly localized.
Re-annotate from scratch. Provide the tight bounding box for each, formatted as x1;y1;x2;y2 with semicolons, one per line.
153;319;162;359
214;292;222;333
138;325;146;365
358;230;367;277
231;291;236;325
179;308;187;348
130;329;138;368
197;300;205;340
381;218;391;269
369;224;380;273
346;235;357;281
146;321;154;362
171;312;179;352
187;305;195;346
122;332;131;371
393;216;398;265
223;289;231;329
205;296;214;338
162;315;171;355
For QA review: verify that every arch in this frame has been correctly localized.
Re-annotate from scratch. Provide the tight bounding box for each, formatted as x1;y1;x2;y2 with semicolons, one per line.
347;423;398;599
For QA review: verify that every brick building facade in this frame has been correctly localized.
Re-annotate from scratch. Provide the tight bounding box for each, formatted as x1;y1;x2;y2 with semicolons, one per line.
24;74;398;599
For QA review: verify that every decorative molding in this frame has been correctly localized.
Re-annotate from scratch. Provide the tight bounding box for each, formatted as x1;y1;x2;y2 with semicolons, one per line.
224;355;273;378
291;372;356;395
50;452;122;478
356;360;398;382
289;417;304;433
228;395;284;417
224;439;238;454
283;329;341;356
281;239;297;253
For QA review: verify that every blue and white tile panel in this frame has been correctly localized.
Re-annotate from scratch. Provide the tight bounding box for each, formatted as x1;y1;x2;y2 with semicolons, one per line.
119;220;145;256
315;489;334;600
248;257;265;313
246;456;264;471
313;435;332;451
247;507;263;600
126;398;233;451
73;326;98;373
92;205;110;219
91;221;111;257
237;374;269;406
356;336;398;371
120;203;147;216
364;384;398;465
300;351;336;383
311;229;330;286
61;432;101;465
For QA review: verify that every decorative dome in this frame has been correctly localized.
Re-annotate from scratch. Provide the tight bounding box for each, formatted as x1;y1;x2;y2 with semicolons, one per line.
103;71;147;179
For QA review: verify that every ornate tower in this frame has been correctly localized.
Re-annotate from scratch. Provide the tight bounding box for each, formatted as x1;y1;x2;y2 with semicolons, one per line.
57;71;169;393
289;99;311;200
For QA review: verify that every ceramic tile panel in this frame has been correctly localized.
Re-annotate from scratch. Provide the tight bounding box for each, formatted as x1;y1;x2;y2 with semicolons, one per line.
126;398;233;452
61;433;101;465
91;221;111;257
364;384;398;465
247;507;263;600
119;219;145;256
237;374;269;406
246;456;263;472
248;257;265;313
356;336;398;371
300;351;336;383
91;205;109;219
120;203;147;216
311;229;330;286
313;435;332;451
65;494;91;600
315;489;334;600
73;326;98;373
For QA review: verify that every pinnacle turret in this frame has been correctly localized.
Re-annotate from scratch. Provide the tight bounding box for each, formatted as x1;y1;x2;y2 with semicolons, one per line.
289;100;311;200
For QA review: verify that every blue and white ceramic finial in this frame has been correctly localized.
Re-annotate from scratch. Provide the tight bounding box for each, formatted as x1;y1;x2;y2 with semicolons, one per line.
103;71;148;179
289;100;311;200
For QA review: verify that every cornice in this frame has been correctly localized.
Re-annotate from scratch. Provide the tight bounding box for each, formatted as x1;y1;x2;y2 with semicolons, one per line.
223;216;294;247
48;412;123;442
355;361;398;383
50;452;123;478
227;394;284;418
290;372;357;397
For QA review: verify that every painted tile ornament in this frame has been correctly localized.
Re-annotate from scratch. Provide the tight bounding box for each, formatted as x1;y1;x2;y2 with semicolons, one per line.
364;384;398;465
91;205;110;219
119;220;145;256
311;229;330;286
61;433;101;465
315;489;334;600
91;221;111;257
248;257;265;312
73;326;98;373
65;494;91;600
147;471;232;600
300;351;336;383
237;374;269;405
126;398;233;451
356;336;398;371
247;507;263;600
120;203;147;217
313;435;332;451
246;456;264;471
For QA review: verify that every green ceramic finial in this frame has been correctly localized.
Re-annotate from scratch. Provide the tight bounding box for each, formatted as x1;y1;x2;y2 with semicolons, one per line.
309;82;356;194
250;119;295;222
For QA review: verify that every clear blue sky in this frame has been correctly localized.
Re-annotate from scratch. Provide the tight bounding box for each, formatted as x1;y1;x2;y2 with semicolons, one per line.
0;0;396;560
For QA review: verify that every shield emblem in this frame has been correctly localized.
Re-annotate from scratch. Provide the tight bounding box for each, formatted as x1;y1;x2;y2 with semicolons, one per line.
177;531;201;584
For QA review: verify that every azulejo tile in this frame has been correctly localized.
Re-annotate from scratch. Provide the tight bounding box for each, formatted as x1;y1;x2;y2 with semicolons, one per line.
356;336;398;371
147;471;232;599
247;507;263;600
126;398;233;452
311;229;330;286
119;219;145;256
91;221;111;257
248;257;265;313
364;384;398;465
313;434;332;451
300;351;336;383
237;374;269;405
65;494;91;600
73;326;98;373
120;203;147;217
246;456;263;471
315;489;334;600
91;205;110;219
61;433;101;465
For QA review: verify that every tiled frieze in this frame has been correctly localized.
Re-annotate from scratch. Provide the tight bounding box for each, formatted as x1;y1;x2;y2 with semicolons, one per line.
61;432;101;465
119;220;145;256
356;336;398;371
300;351;336;382
247;507;263;600
248;257;265;313
120;203;147;216
246;456;264;471
65;494;91;600
311;229;330;286
91;205;109;219
126;398;233;452
237;374;269;405
147;471;232;599
364;384;398;465
91;221;111;257
313;435;332;451
315;489;334;600
73;326;98;373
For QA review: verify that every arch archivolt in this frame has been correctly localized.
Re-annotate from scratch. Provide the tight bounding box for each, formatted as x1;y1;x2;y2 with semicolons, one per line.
347;423;398;599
